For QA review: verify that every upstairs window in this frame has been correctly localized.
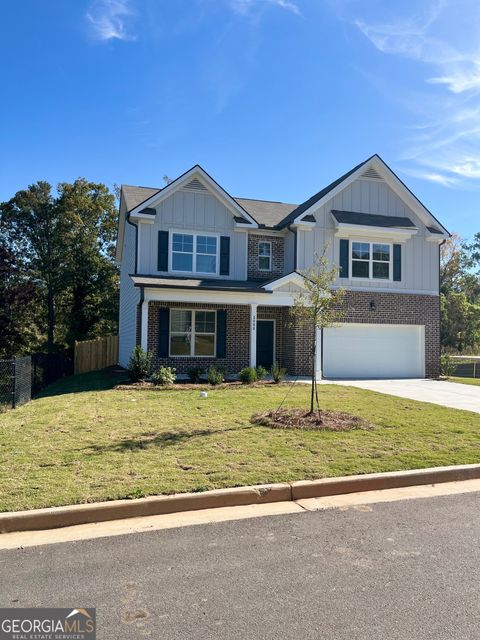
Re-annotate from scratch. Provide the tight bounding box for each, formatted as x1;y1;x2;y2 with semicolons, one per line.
258;241;272;271
351;241;391;280
171;233;218;275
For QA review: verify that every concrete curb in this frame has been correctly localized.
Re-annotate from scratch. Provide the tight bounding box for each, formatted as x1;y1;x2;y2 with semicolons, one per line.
1;464;480;534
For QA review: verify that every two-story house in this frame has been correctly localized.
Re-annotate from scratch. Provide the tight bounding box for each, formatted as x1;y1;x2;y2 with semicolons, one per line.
116;155;449;379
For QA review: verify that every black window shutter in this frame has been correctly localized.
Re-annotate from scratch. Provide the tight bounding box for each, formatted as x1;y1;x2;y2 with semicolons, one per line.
339;239;349;278
219;236;230;276
216;310;227;358
158;308;170;357
393;244;402;281
157;230;169;272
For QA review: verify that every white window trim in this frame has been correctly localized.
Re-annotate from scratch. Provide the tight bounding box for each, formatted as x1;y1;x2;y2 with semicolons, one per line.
350;241;393;282
168;230;220;277
258;240;272;272
169;308;217;358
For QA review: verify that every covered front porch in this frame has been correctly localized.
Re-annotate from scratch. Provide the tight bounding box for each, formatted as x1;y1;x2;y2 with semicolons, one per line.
135;285;317;378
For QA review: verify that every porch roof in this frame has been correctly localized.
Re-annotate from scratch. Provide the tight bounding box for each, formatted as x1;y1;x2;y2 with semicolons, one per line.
130;274;273;294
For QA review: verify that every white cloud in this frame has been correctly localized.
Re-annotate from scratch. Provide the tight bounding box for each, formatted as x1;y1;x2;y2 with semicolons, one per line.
351;0;480;188
230;0;301;17
86;0;137;42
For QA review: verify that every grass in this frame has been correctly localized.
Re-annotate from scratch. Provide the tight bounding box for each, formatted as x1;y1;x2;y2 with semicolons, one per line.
449;377;480;387
0;368;479;512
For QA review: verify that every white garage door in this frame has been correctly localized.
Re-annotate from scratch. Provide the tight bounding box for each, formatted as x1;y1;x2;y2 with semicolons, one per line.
323;324;425;379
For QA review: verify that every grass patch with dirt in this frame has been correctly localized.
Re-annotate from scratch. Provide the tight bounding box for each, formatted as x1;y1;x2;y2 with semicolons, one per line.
0;368;479;512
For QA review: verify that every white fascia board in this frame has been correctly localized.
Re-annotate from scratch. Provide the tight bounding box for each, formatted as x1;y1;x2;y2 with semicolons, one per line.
262;272;305;291
369;156;450;235
143;287;294;306
289;222;315;231
292;155;449;236
129;166;258;227
334;222;417;242
291;162;370;225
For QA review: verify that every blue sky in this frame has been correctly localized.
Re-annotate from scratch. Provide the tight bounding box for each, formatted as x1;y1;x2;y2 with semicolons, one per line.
1;0;479;238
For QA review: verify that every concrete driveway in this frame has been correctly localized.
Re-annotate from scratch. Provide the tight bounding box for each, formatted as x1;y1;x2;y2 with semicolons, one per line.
325;378;480;413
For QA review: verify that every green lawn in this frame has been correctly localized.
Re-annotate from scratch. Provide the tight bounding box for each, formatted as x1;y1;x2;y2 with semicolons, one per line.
0;369;479;512
449;377;480;387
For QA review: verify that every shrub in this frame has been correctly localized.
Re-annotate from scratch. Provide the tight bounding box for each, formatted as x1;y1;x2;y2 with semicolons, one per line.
441;353;455;377
239;367;257;384
151;367;176;386
256;365;268;381
127;346;153;382
271;361;287;384
187;366;204;383
206;366;225;386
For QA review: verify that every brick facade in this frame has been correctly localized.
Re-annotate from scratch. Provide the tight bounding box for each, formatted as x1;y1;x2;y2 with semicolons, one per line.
248;234;284;281
148;301;250;374
145;291;440;378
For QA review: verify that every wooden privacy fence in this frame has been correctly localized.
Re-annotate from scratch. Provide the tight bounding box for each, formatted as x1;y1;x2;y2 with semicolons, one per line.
74;335;119;375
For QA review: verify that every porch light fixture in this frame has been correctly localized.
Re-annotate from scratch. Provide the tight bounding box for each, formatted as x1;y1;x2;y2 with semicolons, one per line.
369;300;377;311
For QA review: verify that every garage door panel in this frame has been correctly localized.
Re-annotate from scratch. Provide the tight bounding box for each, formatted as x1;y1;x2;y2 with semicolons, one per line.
323;324;424;379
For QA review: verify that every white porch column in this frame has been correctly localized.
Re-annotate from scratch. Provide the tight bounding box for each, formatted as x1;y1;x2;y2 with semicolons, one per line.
315;327;322;380
249;303;258;368
141;300;149;351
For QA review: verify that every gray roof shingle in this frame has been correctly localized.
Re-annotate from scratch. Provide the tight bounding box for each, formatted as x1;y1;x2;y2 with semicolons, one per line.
331;210;417;229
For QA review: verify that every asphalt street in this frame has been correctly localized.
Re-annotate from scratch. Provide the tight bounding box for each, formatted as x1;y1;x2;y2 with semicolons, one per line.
1;492;479;639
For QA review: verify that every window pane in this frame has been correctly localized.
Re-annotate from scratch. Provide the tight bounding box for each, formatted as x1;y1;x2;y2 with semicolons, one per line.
171;310;191;332
259;256;271;270
196;254;216;273
259;242;271;257
373;261;390;279
197;236;217;255
373;244;390;261
172;234;193;253
195;334;215;356
352;242;370;260
170;334;191;355
172;252;193;271
352;260;369;278
195;311;215;333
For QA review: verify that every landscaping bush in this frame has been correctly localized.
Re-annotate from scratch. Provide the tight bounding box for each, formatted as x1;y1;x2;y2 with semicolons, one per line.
271;361;287;384
187;366;204;383
151;367;176;386
256;366;268;380
206;366;225;385
441;353;456;377
127;346;153;382
239;367;257;384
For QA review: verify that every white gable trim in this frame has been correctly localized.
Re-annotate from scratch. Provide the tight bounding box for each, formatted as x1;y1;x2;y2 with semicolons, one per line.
293;155;449;236
129;165;258;227
262;271;305;292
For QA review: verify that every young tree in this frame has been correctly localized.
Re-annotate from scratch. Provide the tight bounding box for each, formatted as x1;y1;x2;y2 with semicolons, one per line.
290;248;345;415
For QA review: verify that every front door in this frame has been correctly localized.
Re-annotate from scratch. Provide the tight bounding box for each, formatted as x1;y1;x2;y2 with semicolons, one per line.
256;320;275;369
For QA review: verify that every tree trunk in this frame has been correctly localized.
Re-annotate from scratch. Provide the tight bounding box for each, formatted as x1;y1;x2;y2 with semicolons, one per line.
310;324;315;414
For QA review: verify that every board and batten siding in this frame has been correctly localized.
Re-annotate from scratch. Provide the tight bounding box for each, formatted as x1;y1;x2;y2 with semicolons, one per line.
119;212;140;367
296;177;440;293
137;190;246;280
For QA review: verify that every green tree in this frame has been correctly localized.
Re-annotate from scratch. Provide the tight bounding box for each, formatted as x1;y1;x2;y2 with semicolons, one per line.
56;179;118;343
290;249;345;414
0;182;67;351
0;179;119;352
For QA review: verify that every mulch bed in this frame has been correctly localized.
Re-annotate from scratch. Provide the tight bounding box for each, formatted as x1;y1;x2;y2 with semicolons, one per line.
251;408;372;432
115;380;285;391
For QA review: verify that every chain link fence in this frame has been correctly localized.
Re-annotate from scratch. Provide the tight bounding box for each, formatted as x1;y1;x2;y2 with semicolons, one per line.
0;357;32;411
